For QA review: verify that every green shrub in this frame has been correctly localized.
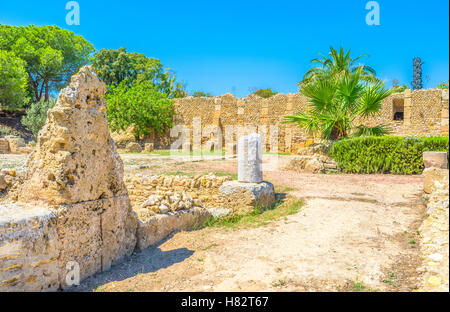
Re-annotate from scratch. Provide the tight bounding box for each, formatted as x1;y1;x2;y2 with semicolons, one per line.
106;80;174;140
21;99;57;137
253;88;278;98
330;136;449;174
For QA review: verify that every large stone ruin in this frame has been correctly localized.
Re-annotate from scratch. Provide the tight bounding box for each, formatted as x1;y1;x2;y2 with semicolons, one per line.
0;66;136;291
0;68;279;292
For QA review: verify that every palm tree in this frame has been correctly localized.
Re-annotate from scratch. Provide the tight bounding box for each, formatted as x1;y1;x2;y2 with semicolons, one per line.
284;67;392;141
298;46;377;89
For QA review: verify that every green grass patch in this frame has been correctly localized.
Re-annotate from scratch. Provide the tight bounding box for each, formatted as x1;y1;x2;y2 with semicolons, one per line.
214;171;238;180
199;199;304;229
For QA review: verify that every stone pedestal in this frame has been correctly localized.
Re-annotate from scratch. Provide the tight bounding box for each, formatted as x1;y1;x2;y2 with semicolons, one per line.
238;133;263;183
423;151;448;169
218;181;275;215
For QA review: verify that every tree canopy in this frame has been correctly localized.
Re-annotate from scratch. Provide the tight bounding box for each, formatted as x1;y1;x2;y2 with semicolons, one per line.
298;46;377;91
0;50;28;109
192;91;212;97
93;47;186;98
106;80;174;140
0;24;95;103
252;88;278;98
286;48;392;141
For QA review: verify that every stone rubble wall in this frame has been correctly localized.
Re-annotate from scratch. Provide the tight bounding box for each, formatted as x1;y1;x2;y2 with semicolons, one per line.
125;173;232;215
416;168;449;292
136;89;448;153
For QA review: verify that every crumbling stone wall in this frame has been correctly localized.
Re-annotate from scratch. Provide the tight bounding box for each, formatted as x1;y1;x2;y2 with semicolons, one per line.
126;173;232;214
417;167;449;292
150;89;448;153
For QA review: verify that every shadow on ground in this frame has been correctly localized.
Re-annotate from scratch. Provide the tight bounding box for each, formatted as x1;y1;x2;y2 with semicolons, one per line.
65;237;194;292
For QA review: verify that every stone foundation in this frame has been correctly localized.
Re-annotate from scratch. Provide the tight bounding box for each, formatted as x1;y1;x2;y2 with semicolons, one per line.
218;181;275;215
136;207;210;250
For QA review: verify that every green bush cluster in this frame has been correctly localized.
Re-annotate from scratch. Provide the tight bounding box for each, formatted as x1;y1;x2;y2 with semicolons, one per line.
21;99;57;138
330;136;449;174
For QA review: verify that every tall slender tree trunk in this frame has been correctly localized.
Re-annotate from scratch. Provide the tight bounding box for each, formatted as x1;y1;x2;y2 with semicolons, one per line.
44;81;49;101
28;71;39;103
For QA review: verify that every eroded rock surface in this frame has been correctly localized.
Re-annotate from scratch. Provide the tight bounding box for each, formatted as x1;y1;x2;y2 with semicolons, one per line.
17;66;127;204
1;66;136;291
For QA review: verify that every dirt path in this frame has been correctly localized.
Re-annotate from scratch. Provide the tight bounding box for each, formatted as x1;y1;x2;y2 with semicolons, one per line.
70;155;425;292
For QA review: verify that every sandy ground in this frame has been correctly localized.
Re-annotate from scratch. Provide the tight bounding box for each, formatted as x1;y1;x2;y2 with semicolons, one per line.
66;153;425;292
1;153;425;291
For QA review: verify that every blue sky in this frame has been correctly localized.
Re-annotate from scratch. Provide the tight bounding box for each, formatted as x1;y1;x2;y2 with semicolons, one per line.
1;0;448;97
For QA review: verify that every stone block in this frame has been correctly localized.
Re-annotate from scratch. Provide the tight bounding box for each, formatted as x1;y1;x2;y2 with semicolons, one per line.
0;203;59;292
144;143;154;153
0;139;10;154
218;181;275;215
136;207;210;250
423;151;448;169
423;168;449;194
126;142;143;153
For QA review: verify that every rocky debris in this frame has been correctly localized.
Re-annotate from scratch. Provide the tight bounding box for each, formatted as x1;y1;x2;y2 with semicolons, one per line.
218;180;275;215
126;142;142;153
140;191;201;214
0;169;17;192
417;168;449;292
296;143;331;156
423;151;448;169
125;173;232;212
144;143;154;153
238;133;263;183
285;143;338;174
0;137;32;154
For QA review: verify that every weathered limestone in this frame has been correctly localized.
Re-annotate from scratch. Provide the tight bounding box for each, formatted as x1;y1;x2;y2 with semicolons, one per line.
218;181;275;215
285;156;325;174
417;167;449;292
423;168;449;194
238;133;263;183
136;207;211;250
423;151;448;169
126;142;143;153
1;66;137;291
0;202;59;292
144;143;154;153
17;66;127;205
0;139;10;154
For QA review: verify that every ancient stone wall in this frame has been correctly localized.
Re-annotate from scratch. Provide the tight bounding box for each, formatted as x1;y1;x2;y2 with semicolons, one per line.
417;167;449;292
150;89;448;153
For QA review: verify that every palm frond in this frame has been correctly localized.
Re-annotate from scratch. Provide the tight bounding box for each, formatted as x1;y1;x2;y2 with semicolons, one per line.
357;80;392;117
353;124;391;137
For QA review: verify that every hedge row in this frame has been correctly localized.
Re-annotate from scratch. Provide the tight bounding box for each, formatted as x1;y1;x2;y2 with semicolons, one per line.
330;136;449;174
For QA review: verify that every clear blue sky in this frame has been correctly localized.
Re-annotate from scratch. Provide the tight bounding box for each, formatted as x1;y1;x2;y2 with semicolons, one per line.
1;0;448;97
